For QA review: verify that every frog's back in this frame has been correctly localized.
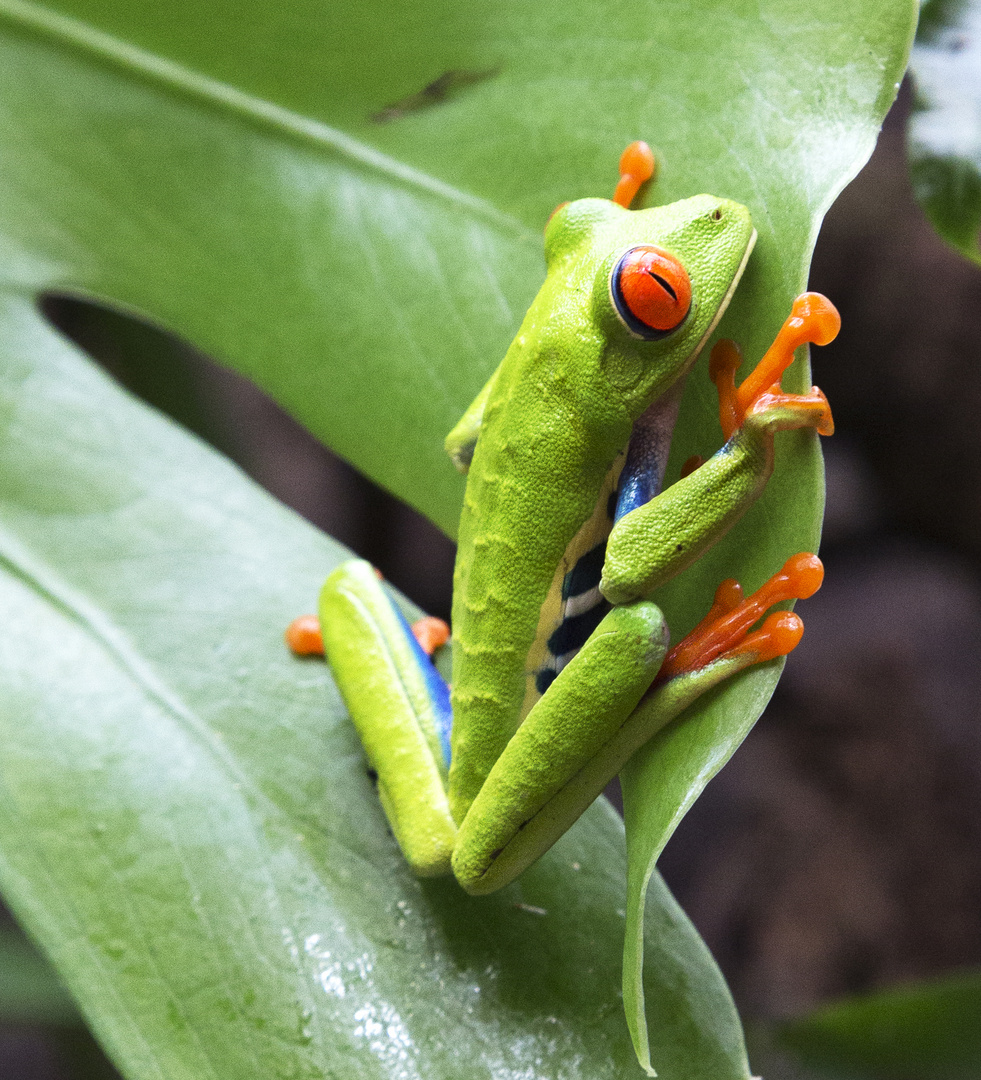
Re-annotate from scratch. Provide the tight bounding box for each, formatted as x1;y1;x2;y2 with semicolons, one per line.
445;189;756;821
447;324;630;822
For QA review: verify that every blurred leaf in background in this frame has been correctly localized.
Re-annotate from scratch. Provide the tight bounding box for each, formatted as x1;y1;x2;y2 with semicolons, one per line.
909;0;981;262
778;970;981;1079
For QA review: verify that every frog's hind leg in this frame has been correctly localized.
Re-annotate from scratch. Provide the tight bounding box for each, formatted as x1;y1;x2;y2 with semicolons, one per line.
301;559;457;877
452;554;823;894
453;598;670;895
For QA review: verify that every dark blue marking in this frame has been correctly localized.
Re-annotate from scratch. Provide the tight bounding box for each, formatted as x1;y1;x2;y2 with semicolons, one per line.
534;541;610;696
536;667;557;695
615;440;661;520
606;488;618;521
546;597;611;659
392;604;453;767
561;542;607;600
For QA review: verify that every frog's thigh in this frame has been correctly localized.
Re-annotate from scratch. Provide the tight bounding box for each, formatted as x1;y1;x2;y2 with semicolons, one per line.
453;600;667;894
319;559;456;878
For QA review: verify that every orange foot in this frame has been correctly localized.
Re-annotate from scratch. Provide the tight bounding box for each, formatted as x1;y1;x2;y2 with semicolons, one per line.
657;553;824;682
411;616;450;655
285;613;324;656
709;293;839;441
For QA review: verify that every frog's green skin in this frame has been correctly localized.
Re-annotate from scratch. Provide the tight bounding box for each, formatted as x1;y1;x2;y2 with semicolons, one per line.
317;186;814;896
446;195;754;831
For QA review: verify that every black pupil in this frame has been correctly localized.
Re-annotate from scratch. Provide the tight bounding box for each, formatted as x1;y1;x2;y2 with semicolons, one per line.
647;270;677;302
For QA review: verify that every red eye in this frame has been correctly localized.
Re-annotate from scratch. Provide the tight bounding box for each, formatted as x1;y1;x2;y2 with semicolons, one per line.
611;245;692;339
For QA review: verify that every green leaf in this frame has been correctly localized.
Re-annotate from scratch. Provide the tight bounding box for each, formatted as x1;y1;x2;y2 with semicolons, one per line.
777;970;981;1079
0;0;916;1075
909;0;981;262
0;300;748;1078
612;5;916;1068
0;0;914;533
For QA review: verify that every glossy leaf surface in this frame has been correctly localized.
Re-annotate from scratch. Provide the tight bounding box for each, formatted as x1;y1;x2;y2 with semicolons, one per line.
0;0;916;1075
779;970;981;1079
0;300;749;1078
909;0;981;263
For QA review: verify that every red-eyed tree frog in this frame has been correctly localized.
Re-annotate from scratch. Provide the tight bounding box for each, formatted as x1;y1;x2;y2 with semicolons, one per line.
288;142;838;897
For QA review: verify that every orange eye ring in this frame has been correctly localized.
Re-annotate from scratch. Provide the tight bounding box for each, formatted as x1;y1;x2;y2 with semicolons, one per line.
611;245;692;339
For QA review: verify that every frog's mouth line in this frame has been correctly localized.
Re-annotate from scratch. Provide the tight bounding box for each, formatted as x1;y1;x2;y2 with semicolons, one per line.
691;226;758;362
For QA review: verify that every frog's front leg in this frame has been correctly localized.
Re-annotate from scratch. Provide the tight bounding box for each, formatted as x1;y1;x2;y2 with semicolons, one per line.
601;292;839;604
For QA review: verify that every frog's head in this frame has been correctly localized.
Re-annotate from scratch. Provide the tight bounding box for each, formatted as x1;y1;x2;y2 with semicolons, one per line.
603;194;755;411
545;193;755;416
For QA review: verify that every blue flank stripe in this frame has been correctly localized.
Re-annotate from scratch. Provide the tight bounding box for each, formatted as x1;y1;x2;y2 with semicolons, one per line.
614;391;682;524
536;541;611;695
536;396;682;696
392;604;453;767
560;542;607;600
615;430;663;522
546;596;610;658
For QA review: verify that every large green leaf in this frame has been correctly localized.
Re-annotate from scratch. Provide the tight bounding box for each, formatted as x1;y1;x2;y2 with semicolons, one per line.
909;0;981;263
0;0;913;534
0;0;916;1075
0;297;748;1077
778;970;981;1079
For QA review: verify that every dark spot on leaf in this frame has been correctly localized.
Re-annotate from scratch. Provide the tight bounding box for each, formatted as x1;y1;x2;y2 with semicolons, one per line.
371;67;500;123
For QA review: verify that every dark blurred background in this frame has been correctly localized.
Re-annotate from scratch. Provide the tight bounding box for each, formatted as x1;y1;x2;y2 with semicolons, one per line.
5;85;981;1077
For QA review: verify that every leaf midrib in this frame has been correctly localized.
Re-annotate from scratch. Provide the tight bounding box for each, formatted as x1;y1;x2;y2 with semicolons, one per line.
0;516;342;1075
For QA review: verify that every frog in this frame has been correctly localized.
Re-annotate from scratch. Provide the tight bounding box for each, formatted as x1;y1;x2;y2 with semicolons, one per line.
288;141;838;896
